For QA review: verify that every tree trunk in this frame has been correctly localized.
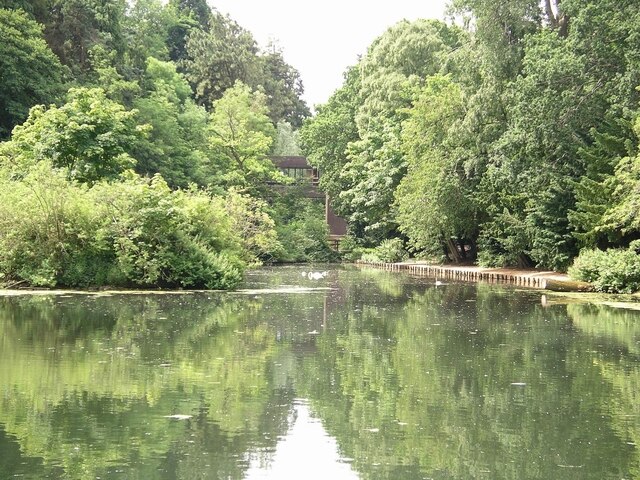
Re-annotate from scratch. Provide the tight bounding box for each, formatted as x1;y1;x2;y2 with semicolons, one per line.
544;0;569;38
544;0;558;28
446;238;463;263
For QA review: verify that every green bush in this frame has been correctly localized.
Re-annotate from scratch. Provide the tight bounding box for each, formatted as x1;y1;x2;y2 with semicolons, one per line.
357;238;408;263
0;163;102;287
375;238;408;262
224;189;282;265
272;196;338;263
91;173;245;289
569;244;640;293
0;166;247;290
339;235;367;262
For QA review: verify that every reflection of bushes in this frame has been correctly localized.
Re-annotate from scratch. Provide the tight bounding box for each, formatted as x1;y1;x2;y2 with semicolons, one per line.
568;303;640;355
0;292;291;479
568;302;640;474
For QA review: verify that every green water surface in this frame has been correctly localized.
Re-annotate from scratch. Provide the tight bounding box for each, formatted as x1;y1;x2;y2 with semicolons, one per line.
1;266;639;479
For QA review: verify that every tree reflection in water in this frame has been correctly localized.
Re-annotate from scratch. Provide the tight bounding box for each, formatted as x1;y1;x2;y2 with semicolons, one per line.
0;266;639;479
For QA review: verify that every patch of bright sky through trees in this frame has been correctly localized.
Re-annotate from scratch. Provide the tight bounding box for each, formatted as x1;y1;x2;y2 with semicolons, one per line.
210;0;448;109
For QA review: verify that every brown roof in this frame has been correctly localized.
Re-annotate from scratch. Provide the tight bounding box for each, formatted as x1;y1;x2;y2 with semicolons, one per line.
269;156;313;169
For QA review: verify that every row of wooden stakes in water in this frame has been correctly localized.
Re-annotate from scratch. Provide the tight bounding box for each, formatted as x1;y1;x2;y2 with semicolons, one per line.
355;261;592;292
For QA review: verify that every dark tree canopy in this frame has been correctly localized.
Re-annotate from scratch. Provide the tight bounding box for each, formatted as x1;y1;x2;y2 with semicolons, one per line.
0;8;64;138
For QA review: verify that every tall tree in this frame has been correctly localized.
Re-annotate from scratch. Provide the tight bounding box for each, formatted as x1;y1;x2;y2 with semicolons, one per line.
124;0;176;74
272;121;302;156
478;0;640;269
300;66;361;219
166;0;210;63
45;0;128;74
448;0;542;80
168;0;210;29
0;0;49;23
569;119;636;248
395;75;481;261
339;19;464;241
183;11;261;107
132;58;209;188
259;44;310;127
206;82;279;193
0;8;64;138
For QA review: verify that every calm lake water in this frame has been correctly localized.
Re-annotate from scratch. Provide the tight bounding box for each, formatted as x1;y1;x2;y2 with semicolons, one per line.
1;265;639;479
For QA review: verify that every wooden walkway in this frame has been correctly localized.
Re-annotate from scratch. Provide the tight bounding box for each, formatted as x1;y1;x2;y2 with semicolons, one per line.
356;261;592;291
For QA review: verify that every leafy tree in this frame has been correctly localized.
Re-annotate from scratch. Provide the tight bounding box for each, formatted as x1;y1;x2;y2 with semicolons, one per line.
1;87;146;183
335;20;464;241
0;0;49;22
448;0;542;80
395;75;480;261
206;82;280;193
168;0;210;29
165;0;210;63
183;12;261;107
597;116;640;239
478;0;640;270
224;188;282;264
44;0;128;75
270;194;337;262
123;0;177;74
259;44;310;127
300;66;361;219
0;8;64;138
569;118;637;248
132;58;209;187
272;121;302;156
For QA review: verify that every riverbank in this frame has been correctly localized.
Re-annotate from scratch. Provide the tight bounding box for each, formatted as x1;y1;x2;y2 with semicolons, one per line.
356;260;592;292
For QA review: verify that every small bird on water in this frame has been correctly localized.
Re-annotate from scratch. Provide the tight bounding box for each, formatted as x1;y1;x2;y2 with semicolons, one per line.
307;271;328;280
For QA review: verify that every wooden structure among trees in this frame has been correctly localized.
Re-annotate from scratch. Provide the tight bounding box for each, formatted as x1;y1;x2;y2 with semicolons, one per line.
270;156;347;246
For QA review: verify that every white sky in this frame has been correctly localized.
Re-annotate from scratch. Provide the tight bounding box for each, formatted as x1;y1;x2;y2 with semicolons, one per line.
210;0;449;109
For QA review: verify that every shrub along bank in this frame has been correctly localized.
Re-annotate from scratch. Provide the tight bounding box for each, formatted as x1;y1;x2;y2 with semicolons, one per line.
0;165;253;289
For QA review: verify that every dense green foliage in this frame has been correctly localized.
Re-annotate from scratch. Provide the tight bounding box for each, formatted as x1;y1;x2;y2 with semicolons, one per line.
569;243;640;293
270;191;338;263
9;0;640;289
360;238;408;263
0;0;328;289
0;165;245;289
0;8;63;138
1;87;144;183
301;0;640;290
